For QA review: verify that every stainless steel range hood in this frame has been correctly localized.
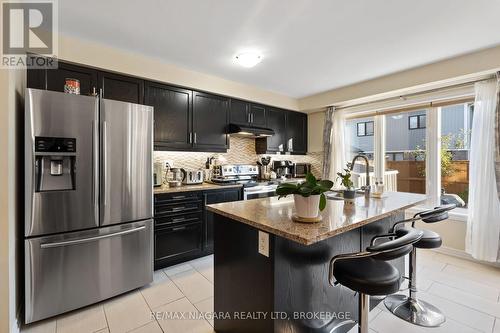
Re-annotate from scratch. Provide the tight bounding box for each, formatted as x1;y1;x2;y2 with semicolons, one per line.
228;123;275;138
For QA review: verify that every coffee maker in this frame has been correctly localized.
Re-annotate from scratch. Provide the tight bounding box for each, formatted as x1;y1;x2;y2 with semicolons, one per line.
273;160;294;179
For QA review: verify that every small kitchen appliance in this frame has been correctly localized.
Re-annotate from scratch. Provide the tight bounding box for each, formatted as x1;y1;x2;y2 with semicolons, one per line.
166;167;184;187
153;162;165;187
273;160;294;179
293;162;311;178
182;168;204;185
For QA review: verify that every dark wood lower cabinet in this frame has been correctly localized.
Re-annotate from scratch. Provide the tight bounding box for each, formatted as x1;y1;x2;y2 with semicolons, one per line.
154;187;242;269
155;222;203;268
204;188;242;252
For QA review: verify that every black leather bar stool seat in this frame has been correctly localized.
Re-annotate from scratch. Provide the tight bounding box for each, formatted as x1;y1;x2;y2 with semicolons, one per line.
396;228;442;249
334;257;401;295
329;229;423;333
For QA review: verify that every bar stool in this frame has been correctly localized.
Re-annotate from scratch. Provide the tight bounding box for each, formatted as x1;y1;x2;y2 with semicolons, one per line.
329;228;423;333
384;204;456;327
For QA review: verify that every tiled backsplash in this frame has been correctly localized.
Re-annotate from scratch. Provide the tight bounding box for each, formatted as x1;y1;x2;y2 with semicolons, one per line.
154;137;323;177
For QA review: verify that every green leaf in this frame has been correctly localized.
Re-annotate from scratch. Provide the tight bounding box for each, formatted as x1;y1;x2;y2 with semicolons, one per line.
298;185;313;196
276;182;298;190
275;183;298;197
319;193;327;211
317;180;334;191
305;173;317;186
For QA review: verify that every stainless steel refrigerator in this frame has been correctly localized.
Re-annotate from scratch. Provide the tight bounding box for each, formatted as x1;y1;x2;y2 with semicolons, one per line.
24;88;154;323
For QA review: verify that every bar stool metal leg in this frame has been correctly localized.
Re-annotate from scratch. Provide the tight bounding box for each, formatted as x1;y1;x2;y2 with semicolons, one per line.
384;248;446;327
359;293;369;333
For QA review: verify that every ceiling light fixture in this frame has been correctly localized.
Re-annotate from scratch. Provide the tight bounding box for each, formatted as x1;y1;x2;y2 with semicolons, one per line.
235;52;262;68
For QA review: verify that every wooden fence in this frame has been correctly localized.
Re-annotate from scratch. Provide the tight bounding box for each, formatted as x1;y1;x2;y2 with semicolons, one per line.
386;161;469;200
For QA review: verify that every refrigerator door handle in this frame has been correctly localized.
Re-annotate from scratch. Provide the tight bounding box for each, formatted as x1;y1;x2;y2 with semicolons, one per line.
92;120;99;224
40;225;146;249
102;120;108;207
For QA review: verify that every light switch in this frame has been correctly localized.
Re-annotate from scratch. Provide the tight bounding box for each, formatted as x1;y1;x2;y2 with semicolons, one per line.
258;231;269;257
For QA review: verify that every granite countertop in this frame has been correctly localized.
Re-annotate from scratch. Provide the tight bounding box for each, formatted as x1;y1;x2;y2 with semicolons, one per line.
206;191;426;245
154;182;243;194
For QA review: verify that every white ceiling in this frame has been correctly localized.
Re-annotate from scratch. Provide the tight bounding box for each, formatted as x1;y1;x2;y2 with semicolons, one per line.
59;0;500;98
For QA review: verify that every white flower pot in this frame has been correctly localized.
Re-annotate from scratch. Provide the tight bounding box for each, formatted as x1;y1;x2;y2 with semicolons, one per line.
294;194;320;218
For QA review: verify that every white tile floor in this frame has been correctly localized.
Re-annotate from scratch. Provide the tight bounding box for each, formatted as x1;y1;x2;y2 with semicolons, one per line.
21;251;500;333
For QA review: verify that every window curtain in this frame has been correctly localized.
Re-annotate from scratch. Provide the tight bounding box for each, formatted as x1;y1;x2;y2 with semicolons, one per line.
466;78;500;262
496;72;500;206
322;107;334;179
322;106;346;181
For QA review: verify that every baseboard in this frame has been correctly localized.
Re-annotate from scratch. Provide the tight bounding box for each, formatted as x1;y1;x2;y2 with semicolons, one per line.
432;246;500;268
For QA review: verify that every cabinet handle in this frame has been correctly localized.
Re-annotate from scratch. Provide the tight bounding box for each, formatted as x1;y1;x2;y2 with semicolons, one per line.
171;217;186;223
247;113;251;123
250;113;253;123
170;206;185;212
171;195;186;200
189;132;192;144
194;132;197;144
172;226;187;232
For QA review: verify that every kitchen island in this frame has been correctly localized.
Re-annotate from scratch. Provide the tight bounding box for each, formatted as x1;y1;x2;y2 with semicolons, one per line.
206;191;426;333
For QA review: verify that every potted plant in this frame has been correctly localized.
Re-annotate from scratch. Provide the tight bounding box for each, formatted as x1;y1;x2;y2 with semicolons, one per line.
336;168;356;199
276;173;334;219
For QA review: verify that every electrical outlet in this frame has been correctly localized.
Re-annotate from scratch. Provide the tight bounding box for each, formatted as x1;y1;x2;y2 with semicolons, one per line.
258;231;269;257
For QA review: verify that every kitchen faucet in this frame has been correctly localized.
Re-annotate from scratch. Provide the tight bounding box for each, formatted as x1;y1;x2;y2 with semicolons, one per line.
350;154;371;198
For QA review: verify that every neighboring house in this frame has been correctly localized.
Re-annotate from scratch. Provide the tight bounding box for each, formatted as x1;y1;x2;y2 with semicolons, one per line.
346;104;473;161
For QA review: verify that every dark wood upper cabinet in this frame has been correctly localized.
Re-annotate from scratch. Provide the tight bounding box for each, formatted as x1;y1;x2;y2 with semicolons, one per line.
229;99;266;127
145;82;192;150
256;107;287;153
33;61;98;96
193;92;229;151
230;99;250;125
286;111;308;154
249;104;266;127
98;71;144;104
256;109;308;155
27;57;308;155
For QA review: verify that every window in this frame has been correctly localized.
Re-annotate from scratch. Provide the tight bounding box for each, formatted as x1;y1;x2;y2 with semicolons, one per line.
346;117;374;188
440;103;473;208
408;114;426;130
385;110;428;194
357;121;374;136
344;99;475;211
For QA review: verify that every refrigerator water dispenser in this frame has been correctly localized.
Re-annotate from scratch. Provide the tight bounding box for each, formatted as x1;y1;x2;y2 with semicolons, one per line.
34;137;76;192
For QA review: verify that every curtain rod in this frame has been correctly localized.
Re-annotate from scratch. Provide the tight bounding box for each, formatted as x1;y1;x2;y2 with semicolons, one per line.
334;73;496;112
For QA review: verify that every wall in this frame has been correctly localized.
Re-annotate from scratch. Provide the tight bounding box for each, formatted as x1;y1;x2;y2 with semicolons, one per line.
307;112;324;153
154;136;323;180
299;44;500;111
0;68;24;333
58;34;299;111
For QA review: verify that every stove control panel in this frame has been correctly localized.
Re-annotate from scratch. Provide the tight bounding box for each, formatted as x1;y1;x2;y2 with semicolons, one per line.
215;164;259;177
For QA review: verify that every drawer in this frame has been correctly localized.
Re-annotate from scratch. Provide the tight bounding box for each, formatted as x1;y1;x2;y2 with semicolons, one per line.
154;222;202;262
154;200;202;217
155;212;202;227
154;192;201;205
25;220;153;323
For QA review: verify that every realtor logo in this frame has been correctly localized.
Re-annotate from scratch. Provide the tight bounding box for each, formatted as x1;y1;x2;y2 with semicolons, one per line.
1;0;58;68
